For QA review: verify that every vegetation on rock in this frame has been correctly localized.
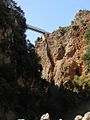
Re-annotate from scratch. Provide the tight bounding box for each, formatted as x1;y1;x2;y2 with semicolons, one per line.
84;28;90;44
83;28;90;72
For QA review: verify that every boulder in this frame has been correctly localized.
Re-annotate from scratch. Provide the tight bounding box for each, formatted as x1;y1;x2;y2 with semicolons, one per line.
82;112;90;120
40;113;50;120
74;115;82;120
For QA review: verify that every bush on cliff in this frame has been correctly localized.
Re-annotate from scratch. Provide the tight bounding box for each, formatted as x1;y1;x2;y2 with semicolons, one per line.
83;28;90;72
84;28;90;44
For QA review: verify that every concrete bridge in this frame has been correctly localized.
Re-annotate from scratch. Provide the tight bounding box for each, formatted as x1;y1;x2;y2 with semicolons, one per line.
26;24;50;34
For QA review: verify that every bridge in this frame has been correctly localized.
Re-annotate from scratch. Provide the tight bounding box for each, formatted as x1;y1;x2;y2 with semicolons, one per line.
26;24;50;34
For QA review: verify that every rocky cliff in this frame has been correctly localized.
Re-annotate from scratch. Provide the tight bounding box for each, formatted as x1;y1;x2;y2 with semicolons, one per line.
35;10;90;87
0;1;46;120
1;2;90;119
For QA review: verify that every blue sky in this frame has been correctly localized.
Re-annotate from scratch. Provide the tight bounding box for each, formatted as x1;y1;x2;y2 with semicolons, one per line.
16;0;90;44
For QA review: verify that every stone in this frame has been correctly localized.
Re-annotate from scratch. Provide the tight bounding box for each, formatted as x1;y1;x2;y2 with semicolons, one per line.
74;115;82;120
82;112;90;120
40;113;50;120
55;45;65;60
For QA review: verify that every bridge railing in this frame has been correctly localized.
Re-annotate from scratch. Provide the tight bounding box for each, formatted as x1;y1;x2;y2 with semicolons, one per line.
26;24;49;34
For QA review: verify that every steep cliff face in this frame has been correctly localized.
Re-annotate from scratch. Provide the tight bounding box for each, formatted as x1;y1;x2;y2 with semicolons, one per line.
1;3;90;119
0;1;45;120
35;10;90;86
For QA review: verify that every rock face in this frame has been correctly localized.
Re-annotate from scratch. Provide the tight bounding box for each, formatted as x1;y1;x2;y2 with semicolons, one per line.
0;1;43;120
35;10;90;86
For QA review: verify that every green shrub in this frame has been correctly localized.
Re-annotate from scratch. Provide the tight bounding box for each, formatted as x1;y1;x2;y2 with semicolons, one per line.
72;25;79;31
72;75;90;94
83;28;90;71
82;47;90;71
84;28;90;44
48;40;54;45
58;26;70;36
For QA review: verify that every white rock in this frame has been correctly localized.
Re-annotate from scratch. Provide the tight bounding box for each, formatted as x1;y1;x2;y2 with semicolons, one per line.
82;112;90;120
40;113;50;120
74;115;82;120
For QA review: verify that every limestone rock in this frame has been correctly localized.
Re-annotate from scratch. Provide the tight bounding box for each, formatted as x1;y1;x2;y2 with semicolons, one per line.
82;112;90;120
74;115;83;120
35;10;90;86
55;45;65;60
74;112;90;120
40;113;50;120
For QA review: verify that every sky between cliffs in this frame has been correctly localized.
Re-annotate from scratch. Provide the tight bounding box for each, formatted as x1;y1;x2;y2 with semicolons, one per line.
16;0;90;44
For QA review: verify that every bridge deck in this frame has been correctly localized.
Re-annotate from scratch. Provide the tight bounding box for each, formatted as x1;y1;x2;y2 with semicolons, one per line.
27;24;49;34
